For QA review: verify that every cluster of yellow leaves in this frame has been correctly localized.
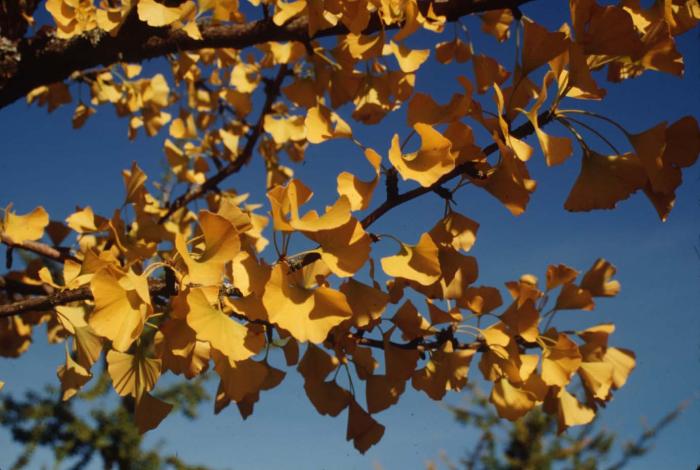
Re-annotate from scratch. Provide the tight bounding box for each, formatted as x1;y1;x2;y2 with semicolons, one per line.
8;0;700;456
1;167;636;453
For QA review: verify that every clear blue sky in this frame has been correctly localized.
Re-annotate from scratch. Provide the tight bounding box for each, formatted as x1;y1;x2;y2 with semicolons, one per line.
1;3;699;469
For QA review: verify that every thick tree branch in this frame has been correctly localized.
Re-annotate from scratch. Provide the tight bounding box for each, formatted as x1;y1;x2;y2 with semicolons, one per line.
0;0;533;110
159;64;289;222
0;279;167;317
0;233;78;263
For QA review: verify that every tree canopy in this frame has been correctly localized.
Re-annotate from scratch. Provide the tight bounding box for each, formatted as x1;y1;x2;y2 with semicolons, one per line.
1;0;699;458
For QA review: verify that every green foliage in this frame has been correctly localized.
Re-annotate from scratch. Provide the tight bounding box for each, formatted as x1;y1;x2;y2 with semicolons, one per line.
0;367;212;470
438;385;683;470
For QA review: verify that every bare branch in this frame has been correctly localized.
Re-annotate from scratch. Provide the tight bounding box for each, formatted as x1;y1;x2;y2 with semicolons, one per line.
0;233;78;263
159;64;289;222
361;110;554;229
0;279;167;318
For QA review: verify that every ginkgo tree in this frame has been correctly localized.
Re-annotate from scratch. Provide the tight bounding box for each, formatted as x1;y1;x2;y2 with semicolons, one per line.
0;0;699;455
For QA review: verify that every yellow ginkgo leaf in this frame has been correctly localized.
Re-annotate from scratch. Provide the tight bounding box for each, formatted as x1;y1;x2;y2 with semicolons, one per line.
579;361;614;400
340;279;389;329
547;387;595;433
554;283;594;310
480;139;536;216
459;286;503;314
366;374;406;413
472;54;510;94
298;343;339;384
480;9;513;42
428;211;479;252
184;287;263;364
522;73;573;166
541;332;582;387
490;377;536;421
391;300;434;341
65;206;108;233
406;92;471;127
305;104;352;144
57;346;92;401
346;399;385;454
305;380;351;417
106;349;161;399
175;210;240;295
381;233;441;286
500;299;540;343
386;41;430;73
545;264;579;290
135;392;173;434
337;147;382;211
137;0;195;27
89;269;150;352
388;123;456;188
412;342;475;400
273;0;306;26
1;205;49;243
213;351;268;402
305;218;371;277
580;258;620;297
263;264;351;343
604;346;636;389
564;151;647;212
521;18;569;75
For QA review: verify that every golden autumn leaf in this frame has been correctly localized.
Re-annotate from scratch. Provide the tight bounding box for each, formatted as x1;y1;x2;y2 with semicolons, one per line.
89;268;151;352
406;92;471;127
554;283;594;311
1;205;49;243
480;138;536;216
391;300;434;341
340;279;389;328
428;211;479;252
564;151;647;212
386;41;430;73
213;351;269;402
366;374;406;413
183;288;263;364
107;348;161;398
545;264;579;290
381;232;441;286
412;342;475;400
473;54;510;94
500;299;540;343
580;258;620;297
305;104;352;144
490;377;536;420
304;217;371;277
521;19;569;75
541;332;582;387
298;343;339;383
346;399;385;454
388;123;456;187
480;9;513;42
263;264;352;343
305;380;351;417
135;392;173;434
458;286;503;314
337;148;382;211
57;346;92;401
522;73;573;166
175;210;240;296
545;387;595;433
137;0;196;27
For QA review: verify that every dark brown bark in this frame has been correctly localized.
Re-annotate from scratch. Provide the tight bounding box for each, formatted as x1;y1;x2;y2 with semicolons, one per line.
0;0;533;110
